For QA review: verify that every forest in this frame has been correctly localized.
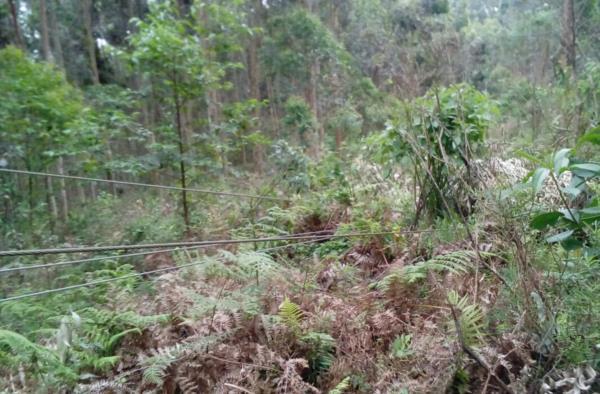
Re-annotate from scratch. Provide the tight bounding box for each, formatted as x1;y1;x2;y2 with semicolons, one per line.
0;0;599;392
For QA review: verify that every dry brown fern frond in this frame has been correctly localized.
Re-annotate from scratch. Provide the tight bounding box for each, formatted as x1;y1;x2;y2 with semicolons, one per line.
276;358;320;394
369;309;403;340
175;376;200;394
75;379;127;394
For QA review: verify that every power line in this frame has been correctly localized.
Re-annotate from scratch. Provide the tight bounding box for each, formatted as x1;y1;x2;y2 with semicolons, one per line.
0;230;417;257
0;237;330;303
0;230;335;273
0;168;290;202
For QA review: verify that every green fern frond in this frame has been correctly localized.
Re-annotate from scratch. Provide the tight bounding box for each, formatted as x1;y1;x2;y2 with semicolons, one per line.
142;344;184;386
427;250;489;274
90;355;120;371
448;290;484;346
106;328;142;352
329;376;351;394
390;334;413;359
377;250;491;291
278;297;303;329
301;332;336;381
0;328;60;366
140;334;225;386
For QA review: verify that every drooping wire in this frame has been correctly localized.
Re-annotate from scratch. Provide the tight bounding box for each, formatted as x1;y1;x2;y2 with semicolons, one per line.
0;230;335;273
0;229;425;257
0;236;330;303
0;168;290;202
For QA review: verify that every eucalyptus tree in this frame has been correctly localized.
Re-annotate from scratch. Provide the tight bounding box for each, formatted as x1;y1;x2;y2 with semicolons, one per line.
261;6;345;152
129;0;246;231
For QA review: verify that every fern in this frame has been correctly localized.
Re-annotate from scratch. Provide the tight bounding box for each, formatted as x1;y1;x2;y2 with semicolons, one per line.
448;290;484;346
377;250;489;291
301;332;336;382
390;334;413;359
426;250;479;274
329;376;351;394
142;346;180;386
0;328;61;366
141;333;225;387
278;297;303;330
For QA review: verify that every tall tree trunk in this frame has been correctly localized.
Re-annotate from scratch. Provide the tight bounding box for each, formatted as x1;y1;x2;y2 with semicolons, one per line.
8;0;25;49
173;88;190;232
561;0;576;74
305;60;322;153
197;6;220;127
266;78;279;137
90;181;97;200
48;0;64;68
45;173;58;229
82;0;100;84
77;182;86;204
57;156;69;222
248;0;264;172
105;144;117;196
39;0;53;62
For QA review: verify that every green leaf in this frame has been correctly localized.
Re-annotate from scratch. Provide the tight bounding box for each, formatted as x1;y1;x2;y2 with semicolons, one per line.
531;211;562;230
553;149;570;175
580;207;600;223
559;208;579;223
531;168;550;194
562;187;582;199
570;163;600;179
546;230;574;244
577;125;600;146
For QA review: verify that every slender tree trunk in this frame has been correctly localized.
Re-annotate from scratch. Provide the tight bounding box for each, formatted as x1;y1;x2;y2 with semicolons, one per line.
247;1;264;172
197;6;220;128
57;156;68;221
105;144;117;196
77;182;86;204
82;0;100;84
39;0;53;62
561;0;576;74
8;0;24;49
305;60;322;152
173;88;190;232
90;181;97;200
266;78;279;137
48;0;64;68
25;160;34;227
45;174;58;230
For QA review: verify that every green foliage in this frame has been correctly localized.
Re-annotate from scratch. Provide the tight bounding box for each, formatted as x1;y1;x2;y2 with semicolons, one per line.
371;84;497;219
390;334;413;359
283;96;316;146
262;7;345;81
140;334;225;387
301;332;336;383
449;367;470;394
448;290;484;346
80;85;150;175
278;297;303;332
216;99;270;166
378;250;482;290
0;46;84;170
329;376;351;394
270;140;310;192
0;306;166;390
525;140;600;253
